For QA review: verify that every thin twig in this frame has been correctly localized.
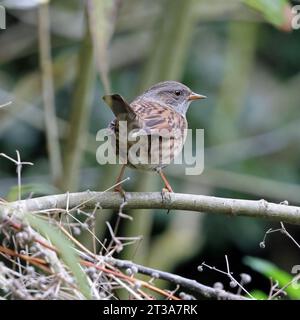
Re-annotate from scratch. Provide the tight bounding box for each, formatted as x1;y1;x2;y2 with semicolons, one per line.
81;260;181;300
269;273;300;300
200;256;254;299
280;222;300;249
261;221;300;249
110;275;143;300
106;257;248;300
0;101;12;109
225;255;254;298
0;151;33;200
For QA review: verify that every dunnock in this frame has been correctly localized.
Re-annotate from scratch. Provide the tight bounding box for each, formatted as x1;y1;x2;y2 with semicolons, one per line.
103;80;206;193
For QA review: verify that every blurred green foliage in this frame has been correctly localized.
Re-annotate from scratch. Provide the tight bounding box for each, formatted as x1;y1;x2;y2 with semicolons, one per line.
0;0;300;297
243;0;289;27
245;256;300;299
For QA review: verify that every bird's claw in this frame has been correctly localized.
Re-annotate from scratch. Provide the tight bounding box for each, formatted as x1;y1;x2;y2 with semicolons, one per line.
161;187;172;214
114;186;127;202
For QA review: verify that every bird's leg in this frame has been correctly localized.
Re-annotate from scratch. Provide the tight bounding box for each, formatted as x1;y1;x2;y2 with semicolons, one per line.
158;169;174;193
114;164;126;195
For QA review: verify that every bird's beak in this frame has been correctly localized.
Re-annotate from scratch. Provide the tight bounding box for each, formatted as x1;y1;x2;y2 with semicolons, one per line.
188;92;207;101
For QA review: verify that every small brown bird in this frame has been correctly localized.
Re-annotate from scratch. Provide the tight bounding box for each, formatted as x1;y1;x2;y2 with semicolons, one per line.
103;81;206;194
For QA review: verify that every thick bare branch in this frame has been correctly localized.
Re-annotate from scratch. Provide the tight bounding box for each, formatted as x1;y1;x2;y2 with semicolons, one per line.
4;191;300;225
107;257;248;300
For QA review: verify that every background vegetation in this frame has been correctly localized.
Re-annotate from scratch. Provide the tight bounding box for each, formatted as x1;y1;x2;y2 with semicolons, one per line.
0;0;300;299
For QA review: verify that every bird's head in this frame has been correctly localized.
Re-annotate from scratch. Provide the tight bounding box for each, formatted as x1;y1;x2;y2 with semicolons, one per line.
138;80;206;115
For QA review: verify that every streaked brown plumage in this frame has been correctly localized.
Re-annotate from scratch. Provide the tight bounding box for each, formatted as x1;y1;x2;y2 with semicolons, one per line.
103;81;206;193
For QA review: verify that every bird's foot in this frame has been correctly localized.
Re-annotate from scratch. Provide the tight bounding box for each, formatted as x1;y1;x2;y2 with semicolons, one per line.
163;184;174;193
161;187;173;214
114;185;127;200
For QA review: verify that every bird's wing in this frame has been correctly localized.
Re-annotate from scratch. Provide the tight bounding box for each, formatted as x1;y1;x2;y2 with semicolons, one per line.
131;100;186;137
103;94;136;121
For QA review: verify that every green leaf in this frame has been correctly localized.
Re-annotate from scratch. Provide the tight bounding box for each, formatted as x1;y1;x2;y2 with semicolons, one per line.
244;256;300;299
250;289;268;300
26;214;91;299
6;183;59;202
243;0;289;28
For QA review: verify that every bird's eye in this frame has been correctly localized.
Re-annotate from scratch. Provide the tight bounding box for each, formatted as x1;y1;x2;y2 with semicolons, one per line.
175;90;181;96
